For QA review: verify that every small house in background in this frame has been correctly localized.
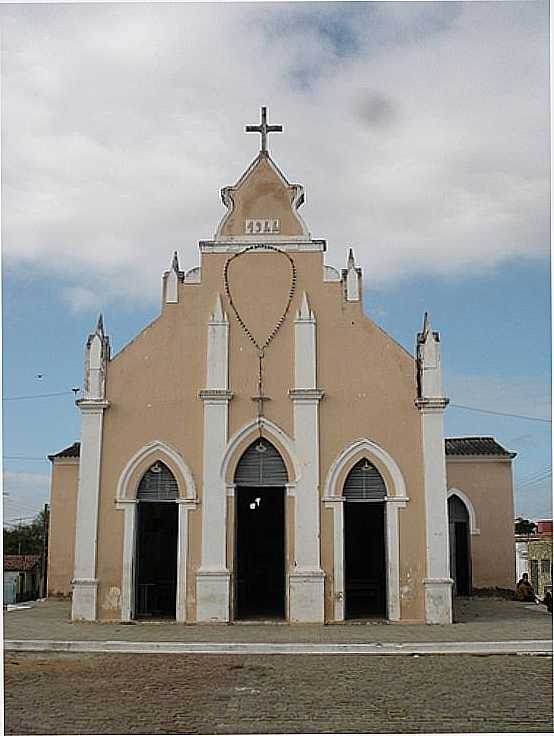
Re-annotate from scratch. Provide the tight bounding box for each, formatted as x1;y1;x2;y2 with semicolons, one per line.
515;519;553;596
3;555;42;604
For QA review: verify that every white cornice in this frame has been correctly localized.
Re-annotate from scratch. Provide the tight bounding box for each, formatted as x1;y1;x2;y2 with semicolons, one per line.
199;239;326;253
198;389;233;403
288;389;325;402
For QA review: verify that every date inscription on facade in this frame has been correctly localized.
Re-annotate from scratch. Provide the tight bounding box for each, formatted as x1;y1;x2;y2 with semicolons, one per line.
245;218;280;234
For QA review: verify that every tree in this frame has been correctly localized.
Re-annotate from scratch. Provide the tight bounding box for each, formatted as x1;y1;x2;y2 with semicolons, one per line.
514;517;537;536
3;509;47;555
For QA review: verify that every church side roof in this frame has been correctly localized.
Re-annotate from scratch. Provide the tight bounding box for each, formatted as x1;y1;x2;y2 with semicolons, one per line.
48;442;81;461
445;437;516;458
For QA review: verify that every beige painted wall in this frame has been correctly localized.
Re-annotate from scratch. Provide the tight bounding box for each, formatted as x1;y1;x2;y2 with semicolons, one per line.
47;460;79;598
218;154;305;238
446;459;515;590
91;243;427;621
57;154;431;621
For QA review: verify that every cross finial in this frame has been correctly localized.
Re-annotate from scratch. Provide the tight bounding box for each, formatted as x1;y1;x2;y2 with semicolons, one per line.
245;106;283;154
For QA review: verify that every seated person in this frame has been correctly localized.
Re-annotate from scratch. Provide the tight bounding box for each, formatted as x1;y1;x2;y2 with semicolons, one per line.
541;588;552;613
515;573;536;602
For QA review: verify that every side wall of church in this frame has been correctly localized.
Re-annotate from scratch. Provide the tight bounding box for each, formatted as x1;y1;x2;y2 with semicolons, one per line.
47;460;79;598
446;459;515;590
92;247;428;622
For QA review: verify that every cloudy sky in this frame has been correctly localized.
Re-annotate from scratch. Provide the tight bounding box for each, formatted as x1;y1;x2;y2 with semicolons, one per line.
2;1;551;525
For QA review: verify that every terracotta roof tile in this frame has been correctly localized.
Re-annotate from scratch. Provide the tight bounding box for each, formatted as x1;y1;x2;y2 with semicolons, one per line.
445;437;516;458
48;442;80;461
4;555;41;572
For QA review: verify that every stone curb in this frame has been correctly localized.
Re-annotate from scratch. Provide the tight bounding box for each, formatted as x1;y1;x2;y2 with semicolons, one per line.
4;639;552;656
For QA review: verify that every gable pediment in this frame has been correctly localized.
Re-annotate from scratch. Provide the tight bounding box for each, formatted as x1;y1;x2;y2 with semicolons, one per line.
215;153;309;240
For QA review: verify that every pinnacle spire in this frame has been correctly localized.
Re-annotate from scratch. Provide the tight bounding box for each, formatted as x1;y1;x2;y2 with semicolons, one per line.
96;313;104;336
297;291;313;320
171;251;179;272
422;312;431;338
347;248;355;267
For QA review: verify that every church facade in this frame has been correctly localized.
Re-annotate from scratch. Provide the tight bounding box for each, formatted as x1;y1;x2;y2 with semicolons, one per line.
47;110;516;625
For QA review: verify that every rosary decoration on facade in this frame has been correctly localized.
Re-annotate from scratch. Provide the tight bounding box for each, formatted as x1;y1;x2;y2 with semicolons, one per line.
223;244;297;447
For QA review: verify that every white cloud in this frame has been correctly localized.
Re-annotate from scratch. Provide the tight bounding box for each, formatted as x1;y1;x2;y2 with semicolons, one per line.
2;471;50;525
2;2;549;305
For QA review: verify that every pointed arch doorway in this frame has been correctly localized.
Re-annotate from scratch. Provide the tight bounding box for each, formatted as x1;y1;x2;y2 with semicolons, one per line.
234;438;287;620
448;495;471;596
135;462;178;618
344;459;387;618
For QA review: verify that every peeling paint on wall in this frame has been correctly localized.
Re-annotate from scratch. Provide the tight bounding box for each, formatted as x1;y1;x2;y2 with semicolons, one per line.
102;586;121;611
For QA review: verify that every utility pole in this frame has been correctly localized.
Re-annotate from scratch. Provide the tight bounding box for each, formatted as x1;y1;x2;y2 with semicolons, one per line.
41;504;49;598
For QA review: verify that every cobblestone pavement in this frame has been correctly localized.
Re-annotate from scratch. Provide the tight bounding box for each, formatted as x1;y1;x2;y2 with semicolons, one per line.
4;651;553;734
4;597;552;643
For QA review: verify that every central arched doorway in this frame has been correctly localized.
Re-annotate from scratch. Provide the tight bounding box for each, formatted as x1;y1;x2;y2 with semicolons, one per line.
448;495;471;595
234;438;287;620
135;462;178;618
344;459;387;618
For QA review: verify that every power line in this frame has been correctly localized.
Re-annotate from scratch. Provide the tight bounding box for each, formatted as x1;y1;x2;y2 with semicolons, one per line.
518;474;552;490
517;467;552;485
450;403;551;423
3;456;49;461
2;390;75;402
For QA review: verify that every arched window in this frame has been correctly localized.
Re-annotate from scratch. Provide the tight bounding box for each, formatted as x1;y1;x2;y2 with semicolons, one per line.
137;462;178;501
234;438;288;487
344;459;386;501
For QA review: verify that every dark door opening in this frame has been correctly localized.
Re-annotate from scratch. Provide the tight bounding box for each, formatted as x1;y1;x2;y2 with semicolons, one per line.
135;502;177;618
448;496;471;596
345;502;386;618
236;487;285;619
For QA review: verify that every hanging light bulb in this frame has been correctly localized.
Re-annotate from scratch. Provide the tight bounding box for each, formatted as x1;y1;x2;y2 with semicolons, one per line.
150;463;163;474
255;439;267;454
362;458;371;471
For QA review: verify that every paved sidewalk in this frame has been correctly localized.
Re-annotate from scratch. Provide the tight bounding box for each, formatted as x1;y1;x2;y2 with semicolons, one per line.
4;597;552;643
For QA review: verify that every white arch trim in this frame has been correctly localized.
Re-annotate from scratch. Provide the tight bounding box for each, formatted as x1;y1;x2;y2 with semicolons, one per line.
323;439;409;623
447;488;480;535
115;441;197;624
220;417;301;484
116;440;197;501
323;438;408;500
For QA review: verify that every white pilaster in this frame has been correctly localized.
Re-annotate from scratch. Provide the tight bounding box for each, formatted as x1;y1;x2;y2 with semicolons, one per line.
289;293;325;622
176;499;197;622
416;313;453;624
117;499;137;622
72;400;109;621
324;496;345;621
386;497;407;621
197;295;232;622
72;316;110;622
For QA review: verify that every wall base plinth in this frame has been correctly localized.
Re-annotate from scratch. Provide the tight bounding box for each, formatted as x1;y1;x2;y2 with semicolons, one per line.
71;578;98;621
289;570;325;622
423;577;453;624
196;570;230;622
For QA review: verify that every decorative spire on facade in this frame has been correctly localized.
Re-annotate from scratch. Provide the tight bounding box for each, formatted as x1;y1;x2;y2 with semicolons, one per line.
296;291;314;322
416;312;448;404
83;314;110;400
165;250;180;304
343;248;361;302
210;293;228;323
